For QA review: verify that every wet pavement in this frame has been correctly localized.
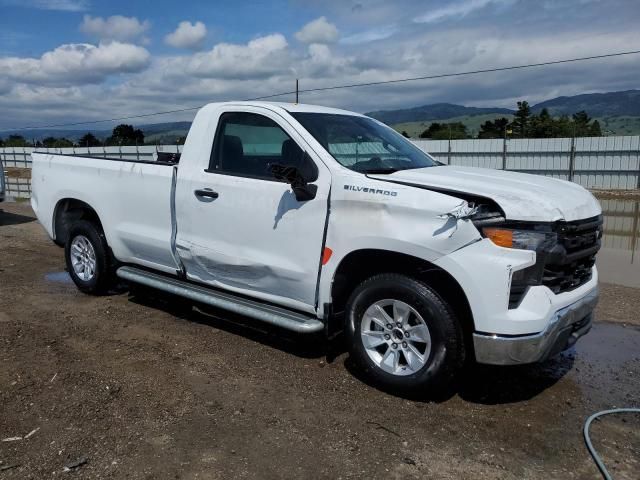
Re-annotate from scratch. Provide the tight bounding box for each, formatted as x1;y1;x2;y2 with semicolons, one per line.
597;198;640;288
43;271;72;284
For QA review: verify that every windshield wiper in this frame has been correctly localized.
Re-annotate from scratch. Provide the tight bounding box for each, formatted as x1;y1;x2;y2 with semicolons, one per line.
360;167;400;174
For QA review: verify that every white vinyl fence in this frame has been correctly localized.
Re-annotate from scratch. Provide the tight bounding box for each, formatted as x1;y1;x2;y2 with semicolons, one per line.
1;145;183;198
412;135;640;190
1;136;639;198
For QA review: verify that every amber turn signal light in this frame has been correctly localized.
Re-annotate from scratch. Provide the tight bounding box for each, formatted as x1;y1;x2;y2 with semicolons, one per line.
483;228;514;248
322;247;333;265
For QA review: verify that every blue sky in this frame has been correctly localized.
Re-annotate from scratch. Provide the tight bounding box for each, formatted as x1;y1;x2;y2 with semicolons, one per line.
1;1;316;56
0;0;639;130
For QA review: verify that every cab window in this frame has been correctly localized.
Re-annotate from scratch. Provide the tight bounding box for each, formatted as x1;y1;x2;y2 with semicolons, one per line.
209;112;304;180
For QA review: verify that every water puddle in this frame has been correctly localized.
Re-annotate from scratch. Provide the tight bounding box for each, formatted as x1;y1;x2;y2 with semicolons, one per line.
456;322;640;405
44;271;73;284
569;322;640;404
577;322;640;367
597;198;640;288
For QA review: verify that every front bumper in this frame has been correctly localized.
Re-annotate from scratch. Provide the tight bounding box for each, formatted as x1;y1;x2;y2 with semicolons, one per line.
473;287;598;365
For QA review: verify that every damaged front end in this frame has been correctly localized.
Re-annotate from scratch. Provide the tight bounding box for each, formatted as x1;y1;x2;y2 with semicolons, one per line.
465;202;603;309
437;192;504;238
439;190;602;310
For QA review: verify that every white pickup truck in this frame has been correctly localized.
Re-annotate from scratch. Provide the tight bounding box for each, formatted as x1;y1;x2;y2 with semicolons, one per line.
31;102;602;393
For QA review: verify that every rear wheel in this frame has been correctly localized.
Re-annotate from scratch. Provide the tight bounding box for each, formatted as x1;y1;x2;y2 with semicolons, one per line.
346;273;464;394
65;220;114;294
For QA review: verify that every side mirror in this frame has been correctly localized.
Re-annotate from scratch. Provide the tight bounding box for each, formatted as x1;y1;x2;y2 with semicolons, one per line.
269;160;318;202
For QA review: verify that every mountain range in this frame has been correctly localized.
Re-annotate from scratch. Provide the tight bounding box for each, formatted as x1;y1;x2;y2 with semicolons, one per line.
365;90;640;124
3;90;640;142
1;121;193;144
367;90;640;137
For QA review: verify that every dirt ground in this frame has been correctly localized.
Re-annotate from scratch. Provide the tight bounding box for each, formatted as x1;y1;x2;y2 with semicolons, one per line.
0;202;638;480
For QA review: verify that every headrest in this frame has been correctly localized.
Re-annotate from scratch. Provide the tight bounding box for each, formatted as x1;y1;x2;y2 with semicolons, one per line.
281;139;302;166
223;135;243;159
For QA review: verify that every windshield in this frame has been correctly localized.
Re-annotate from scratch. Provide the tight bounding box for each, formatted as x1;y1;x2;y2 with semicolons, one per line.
290;112;439;174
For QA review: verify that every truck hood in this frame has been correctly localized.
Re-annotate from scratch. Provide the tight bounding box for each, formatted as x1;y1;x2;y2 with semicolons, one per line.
369;165;601;222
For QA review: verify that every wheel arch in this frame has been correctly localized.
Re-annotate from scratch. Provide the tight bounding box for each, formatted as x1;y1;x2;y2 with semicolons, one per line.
53;198;105;247
329;249;475;348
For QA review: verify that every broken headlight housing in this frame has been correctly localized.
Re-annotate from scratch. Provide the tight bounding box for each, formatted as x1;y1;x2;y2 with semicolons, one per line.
482;227;557;252
481;225;559;308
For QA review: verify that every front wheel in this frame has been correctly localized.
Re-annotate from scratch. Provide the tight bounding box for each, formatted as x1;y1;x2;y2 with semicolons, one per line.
346;274;465;395
65;220;114;295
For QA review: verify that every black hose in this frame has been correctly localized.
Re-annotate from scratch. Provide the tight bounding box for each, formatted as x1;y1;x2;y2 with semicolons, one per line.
583;408;640;480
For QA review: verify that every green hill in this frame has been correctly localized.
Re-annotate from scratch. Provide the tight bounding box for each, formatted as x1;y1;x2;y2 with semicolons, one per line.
394;113;515;138
367;103;513;124
532;90;640;117
372;90;640;138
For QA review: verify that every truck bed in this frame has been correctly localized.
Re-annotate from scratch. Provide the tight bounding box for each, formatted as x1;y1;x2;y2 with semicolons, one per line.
30;152;180;273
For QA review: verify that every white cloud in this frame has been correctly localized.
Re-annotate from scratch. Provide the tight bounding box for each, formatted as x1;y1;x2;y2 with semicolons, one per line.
414;0;505;23
0;0;88;11
165;21;207;50
341;25;397;45
80;15;150;42
1;0;639;130
295;17;339;44
182;34;291;79
0;78;11;96
0;42;150;86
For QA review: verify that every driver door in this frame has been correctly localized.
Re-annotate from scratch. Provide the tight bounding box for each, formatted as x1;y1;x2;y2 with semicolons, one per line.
175;108;330;313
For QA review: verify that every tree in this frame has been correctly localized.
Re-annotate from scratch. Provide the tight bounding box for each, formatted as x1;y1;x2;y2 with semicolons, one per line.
42;137;74;148
550;114;570;137
79;132;102;147
572;110;592;136
530;108;554;138
511;101;531;137
478;117;510;138
42;137;58;148
401;131;410;138
572;110;591;125
106;124;144;145
4;135;30;147
419;122;442;138
589;119;602;137
419;122;468;140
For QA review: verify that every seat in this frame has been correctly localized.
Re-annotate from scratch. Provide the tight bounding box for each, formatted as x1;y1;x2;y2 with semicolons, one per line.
281;139;317;181
281;139;303;169
221;135;244;171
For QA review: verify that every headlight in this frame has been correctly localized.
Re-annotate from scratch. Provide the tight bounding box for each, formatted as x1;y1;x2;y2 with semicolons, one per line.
482;227;557;251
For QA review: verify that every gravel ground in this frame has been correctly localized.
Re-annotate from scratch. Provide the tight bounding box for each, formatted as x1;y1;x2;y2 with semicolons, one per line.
0;202;638;480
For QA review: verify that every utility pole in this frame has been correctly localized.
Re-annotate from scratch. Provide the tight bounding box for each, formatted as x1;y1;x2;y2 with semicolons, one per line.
568;125;576;182
502;125;508;170
295;79;299;104
447;125;452;165
637;134;640;190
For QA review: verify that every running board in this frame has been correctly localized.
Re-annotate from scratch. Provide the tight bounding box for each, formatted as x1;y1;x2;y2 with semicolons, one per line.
116;266;324;334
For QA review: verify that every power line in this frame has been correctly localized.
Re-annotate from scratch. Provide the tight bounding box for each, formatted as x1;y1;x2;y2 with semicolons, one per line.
292;49;640;95
0;90;300;132
1;106;204;131
2;49;639;133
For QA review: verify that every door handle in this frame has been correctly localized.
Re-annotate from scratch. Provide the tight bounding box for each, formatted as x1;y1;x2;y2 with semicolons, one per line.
194;188;219;199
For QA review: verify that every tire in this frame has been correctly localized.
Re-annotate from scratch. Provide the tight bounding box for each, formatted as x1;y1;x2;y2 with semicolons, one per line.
65;220;114;295
345;273;465;395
